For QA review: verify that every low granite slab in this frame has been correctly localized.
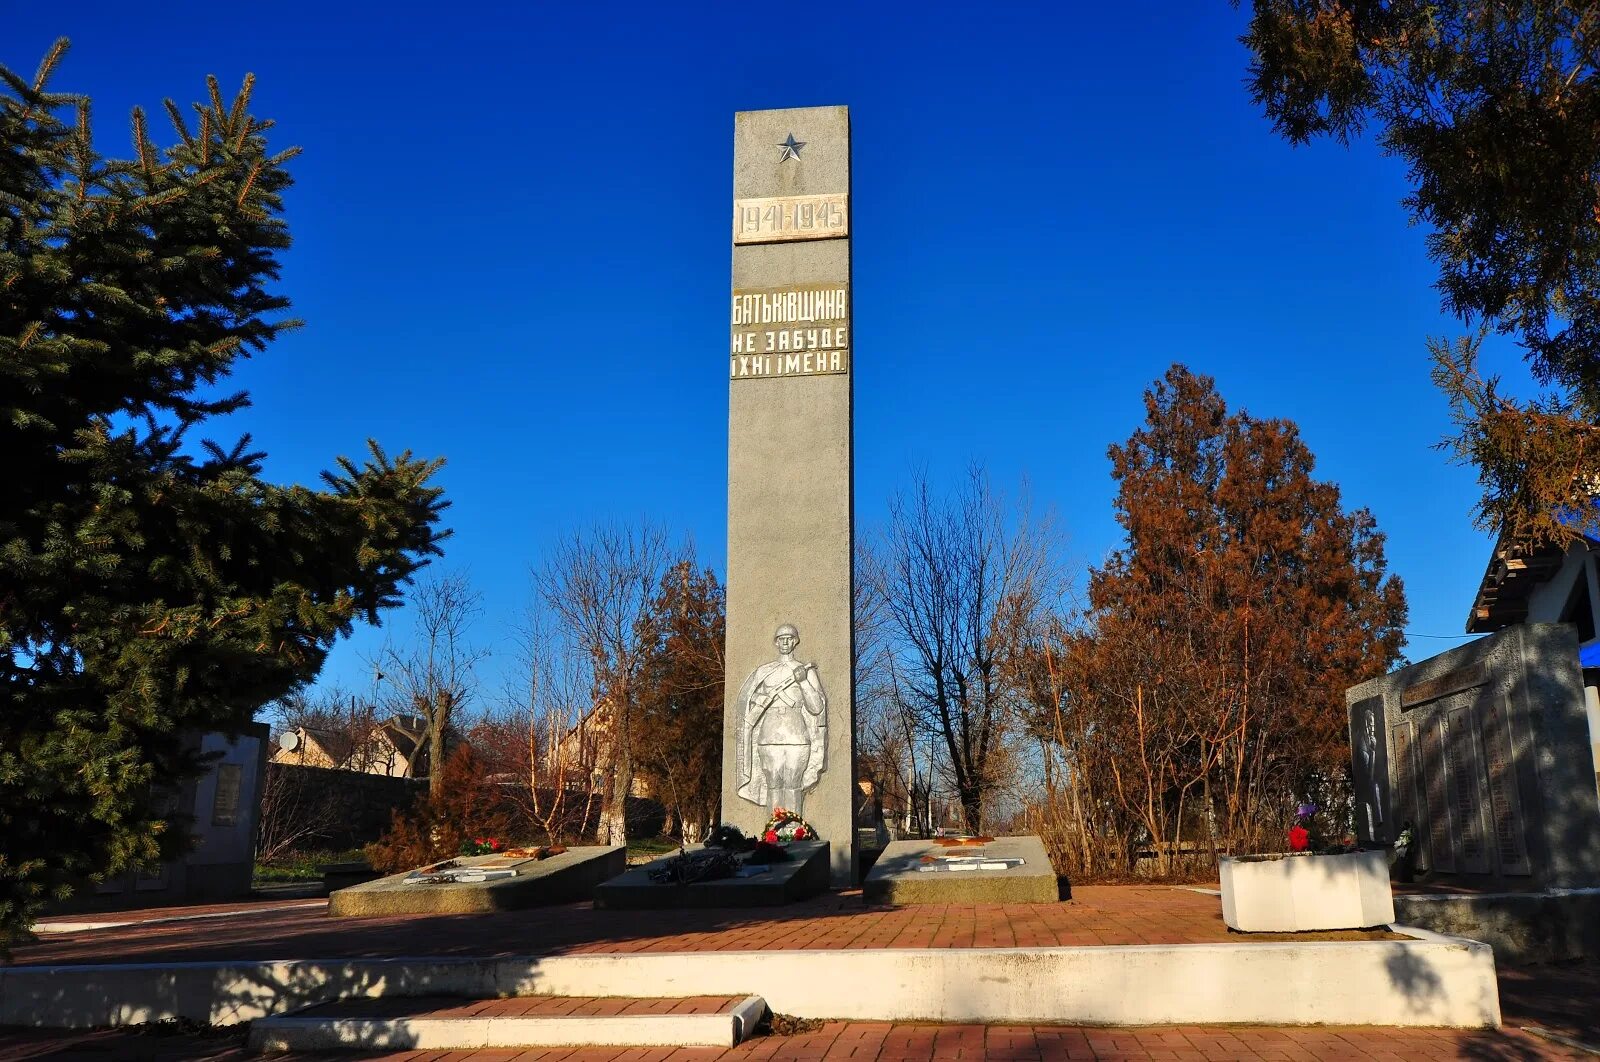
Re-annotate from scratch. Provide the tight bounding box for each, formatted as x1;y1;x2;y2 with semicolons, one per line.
594;841;830;909
864;835;1058;905
329;846;625;917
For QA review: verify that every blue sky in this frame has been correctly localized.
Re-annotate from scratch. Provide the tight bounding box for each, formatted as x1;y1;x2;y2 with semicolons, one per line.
9;2;1513;703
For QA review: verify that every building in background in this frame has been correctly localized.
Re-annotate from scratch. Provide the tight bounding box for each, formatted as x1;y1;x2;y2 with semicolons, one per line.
270;714;455;780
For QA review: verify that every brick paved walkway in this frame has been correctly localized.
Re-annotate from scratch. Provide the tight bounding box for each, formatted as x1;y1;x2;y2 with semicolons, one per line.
0;1016;1587;1059
8;887;1403;967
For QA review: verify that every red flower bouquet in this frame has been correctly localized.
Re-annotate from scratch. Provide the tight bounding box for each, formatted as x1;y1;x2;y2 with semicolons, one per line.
1287;825;1310;852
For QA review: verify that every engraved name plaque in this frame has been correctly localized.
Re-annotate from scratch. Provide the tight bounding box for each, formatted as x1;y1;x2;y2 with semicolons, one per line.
1420;718;1456;873
1444;708;1492;874
733;193;849;244
1391;721;1425;870
1480;694;1532;875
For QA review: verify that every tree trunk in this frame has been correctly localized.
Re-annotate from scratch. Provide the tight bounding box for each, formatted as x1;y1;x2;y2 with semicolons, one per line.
428;690;453;801
598;794;627;846
959;785;983;835
600;743;632;846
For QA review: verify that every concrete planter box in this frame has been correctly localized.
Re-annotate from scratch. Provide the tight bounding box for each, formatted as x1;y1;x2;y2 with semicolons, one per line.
1220;850;1394;932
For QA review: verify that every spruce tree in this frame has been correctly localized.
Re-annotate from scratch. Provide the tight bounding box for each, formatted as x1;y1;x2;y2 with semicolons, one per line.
0;41;449;942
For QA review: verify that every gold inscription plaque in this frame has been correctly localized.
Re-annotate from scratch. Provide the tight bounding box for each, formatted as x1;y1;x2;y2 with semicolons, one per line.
730;282;850;380
733;193;848;244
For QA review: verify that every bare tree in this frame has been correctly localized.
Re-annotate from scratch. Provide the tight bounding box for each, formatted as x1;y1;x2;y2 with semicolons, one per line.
254;765;343;864
855;546;917;838
537;522;675;846
482;610;603;844
869;467;1059;833
379;572;487;800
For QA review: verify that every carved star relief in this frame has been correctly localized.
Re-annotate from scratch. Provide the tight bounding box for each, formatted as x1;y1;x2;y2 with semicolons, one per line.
777;133;805;162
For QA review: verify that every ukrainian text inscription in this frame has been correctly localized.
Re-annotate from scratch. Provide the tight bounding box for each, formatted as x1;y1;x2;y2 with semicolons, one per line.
730;283;850;380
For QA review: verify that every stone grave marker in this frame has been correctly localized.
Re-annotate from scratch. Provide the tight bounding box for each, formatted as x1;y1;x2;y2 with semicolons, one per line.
328;846;625;917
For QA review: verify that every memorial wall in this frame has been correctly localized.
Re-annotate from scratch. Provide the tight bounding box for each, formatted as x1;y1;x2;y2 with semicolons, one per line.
1347;623;1600;889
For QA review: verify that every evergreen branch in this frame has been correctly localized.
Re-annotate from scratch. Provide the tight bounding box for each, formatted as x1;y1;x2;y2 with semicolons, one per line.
131;107;155;177
205;74;225;127
30;37;69;97
197;109;212;166
162;98;195;149
235;162;262;208
229;74;255;149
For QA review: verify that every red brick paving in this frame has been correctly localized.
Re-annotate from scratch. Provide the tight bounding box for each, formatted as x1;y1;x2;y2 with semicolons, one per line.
6;887;1402;968
0;1015;1588;1059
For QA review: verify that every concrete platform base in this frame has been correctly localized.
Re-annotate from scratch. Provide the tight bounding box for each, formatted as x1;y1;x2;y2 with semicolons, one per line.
0;925;1500;1030
1221;850;1395;932
248;994;766;1051
594;841;829;909
864;836;1057;905
1394;887;1600;963
329;847;625;917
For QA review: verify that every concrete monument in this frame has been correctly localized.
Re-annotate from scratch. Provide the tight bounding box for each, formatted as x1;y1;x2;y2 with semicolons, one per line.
1346;622;1600;889
722;106;856;886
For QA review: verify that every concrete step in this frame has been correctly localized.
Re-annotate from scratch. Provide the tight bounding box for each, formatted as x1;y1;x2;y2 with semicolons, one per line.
246;993;766;1051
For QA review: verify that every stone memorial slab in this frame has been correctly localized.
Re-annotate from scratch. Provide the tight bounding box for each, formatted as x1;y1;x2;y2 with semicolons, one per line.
863;836;1058;905
1389;721;1425;870
722;106;856;887
328;846;625;917
1444;707;1492;874
1481;692;1532;876
593;841;830;910
1347;622;1600;889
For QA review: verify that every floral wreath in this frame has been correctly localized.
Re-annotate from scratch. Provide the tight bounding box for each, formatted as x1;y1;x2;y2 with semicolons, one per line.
761;806;816;844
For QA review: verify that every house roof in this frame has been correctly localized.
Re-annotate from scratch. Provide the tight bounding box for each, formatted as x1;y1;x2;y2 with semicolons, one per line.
297;726;358;765
1465;533;1570;634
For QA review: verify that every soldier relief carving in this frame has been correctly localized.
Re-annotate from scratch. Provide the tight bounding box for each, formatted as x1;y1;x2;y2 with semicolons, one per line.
735;624;827;815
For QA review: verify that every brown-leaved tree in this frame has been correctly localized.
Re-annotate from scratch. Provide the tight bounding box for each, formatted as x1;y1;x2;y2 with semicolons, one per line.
1029;366;1407;874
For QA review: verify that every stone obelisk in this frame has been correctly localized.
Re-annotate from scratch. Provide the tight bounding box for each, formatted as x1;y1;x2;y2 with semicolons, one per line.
722;106;855;887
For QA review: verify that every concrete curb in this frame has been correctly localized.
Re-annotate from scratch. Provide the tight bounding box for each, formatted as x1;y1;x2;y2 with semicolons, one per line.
246;994;767;1051
32;901;327;935
0;934;1500;1030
